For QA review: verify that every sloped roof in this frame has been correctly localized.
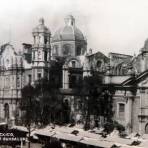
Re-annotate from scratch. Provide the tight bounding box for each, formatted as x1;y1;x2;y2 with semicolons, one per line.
0;43;17;55
122;70;148;86
86;51;109;63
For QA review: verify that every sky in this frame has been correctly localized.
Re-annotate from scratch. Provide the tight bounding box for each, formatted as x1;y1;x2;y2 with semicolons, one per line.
1;0;148;56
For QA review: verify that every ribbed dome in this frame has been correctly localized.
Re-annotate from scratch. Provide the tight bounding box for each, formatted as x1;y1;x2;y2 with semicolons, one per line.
52;15;85;42
33;18;51;34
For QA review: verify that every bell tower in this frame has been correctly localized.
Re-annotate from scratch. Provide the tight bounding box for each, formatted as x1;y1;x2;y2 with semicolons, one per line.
32;18;51;81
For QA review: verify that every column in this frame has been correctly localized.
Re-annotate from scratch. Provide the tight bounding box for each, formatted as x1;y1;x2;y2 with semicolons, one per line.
125;96;132;134
62;66;69;89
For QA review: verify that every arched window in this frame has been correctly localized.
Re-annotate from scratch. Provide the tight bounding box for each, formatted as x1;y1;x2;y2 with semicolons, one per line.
71;61;76;68
4;103;9;119
53;45;58;55
96;60;102;68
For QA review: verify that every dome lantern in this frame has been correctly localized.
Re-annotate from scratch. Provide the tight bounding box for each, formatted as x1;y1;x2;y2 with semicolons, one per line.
39;18;44;25
32;17;51;34
64;15;75;26
52;15;86;42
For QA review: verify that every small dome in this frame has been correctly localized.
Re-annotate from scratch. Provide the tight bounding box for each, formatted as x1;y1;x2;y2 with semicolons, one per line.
33;18;51;34
52;15;85;42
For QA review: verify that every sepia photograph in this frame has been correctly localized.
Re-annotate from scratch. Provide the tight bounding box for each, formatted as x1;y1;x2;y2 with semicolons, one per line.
0;0;148;147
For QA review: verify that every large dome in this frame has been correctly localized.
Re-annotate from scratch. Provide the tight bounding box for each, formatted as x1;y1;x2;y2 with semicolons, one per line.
52;15;85;42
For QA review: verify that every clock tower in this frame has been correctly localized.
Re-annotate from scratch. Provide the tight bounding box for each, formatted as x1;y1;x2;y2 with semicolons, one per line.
32;18;51;81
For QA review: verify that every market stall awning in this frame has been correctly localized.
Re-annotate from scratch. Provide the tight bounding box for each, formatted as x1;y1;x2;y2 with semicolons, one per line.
10;126;28;133
53;132;83;142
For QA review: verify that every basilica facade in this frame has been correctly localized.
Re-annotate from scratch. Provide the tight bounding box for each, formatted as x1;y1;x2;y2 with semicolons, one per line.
1;15;148;134
0;15;88;124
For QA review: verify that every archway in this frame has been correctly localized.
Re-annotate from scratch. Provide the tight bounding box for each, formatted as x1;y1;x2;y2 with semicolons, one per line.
145;123;148;134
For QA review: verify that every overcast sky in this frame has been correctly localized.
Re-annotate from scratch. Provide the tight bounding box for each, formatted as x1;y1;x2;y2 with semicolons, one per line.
1;0;148;55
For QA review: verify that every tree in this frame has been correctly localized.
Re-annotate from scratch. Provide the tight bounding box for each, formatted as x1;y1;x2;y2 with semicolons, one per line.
82;73;102;129
82;71;114;130
20;57;70;126
21;83;35;126
20;58;114;128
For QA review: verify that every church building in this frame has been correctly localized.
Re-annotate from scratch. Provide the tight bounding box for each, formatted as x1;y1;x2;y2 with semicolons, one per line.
0;15;148;135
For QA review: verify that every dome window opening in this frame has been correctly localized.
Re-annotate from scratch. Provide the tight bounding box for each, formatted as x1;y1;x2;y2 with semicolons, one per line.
39;18;44;25
53;45;58;55
63;44;71;56
76;46;82;56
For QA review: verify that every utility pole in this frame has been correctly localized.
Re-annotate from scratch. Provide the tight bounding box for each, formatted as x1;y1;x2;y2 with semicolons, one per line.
21;83;34;148
28;96;32;148
27;84;33;148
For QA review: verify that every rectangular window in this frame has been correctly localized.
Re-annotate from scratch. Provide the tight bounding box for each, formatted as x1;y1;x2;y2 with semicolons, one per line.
17;76;20;88
140;89;145;93
33;51;35;60
44;37;48;44
37;69;42;72
69;75;76;88
118;103;125;120
44;51;47;61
